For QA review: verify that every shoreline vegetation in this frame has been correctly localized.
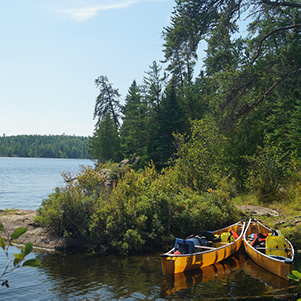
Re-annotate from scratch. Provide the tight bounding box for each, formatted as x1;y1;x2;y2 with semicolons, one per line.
1;205;300;255
29;159;301;255
0;135;90;159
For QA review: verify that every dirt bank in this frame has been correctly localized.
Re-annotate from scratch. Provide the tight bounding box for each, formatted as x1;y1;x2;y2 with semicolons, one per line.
236;205;280;217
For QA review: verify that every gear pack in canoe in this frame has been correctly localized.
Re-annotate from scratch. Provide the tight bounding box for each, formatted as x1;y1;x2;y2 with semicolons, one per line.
247;229;288;258
172;229;239;255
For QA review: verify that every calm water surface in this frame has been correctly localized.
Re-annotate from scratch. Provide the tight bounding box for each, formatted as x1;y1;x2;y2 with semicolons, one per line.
0;157;93;210
0;158;299;300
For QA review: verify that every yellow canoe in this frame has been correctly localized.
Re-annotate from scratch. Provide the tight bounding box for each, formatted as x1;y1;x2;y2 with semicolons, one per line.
243;218;294;279
160;221;245;275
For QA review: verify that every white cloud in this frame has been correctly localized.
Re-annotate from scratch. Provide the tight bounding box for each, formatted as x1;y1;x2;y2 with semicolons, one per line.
55;0;169;22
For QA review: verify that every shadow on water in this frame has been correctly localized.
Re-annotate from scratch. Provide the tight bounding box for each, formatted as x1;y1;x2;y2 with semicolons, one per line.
36;250;165;299
33;248;300;300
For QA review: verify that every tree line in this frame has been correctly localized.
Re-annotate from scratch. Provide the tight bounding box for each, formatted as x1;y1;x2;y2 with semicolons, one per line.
0;135;90;159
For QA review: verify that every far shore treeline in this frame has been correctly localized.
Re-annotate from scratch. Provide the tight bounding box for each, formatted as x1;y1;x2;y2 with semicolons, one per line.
0;135;90;159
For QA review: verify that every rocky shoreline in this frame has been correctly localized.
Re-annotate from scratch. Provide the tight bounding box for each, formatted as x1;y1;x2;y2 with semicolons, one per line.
0;210;79;252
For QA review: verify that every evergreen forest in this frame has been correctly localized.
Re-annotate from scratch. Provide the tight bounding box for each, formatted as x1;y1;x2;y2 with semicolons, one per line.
0;135;90;159
36;0;300;254
89;0;300;172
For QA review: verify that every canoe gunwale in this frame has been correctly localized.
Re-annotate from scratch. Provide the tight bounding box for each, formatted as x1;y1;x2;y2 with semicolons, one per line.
161;221;245;259
160;221;246;274
243;218;295;278
243;218;295;263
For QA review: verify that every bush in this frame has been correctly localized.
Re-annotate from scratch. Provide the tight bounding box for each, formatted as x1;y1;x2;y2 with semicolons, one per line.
170;189;239;236
244;143;297;202
89;163;240;254
35;166;106;243
173;119;228;192
36;162;241;254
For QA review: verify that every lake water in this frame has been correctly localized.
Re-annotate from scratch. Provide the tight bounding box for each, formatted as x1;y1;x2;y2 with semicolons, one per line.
0;157;93;210
0;158;300;299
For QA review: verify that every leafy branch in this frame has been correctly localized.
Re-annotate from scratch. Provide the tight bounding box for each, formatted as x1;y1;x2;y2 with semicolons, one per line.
0;222;40;288
262;0;301;9
241;68;301;116
288;270;301;282
251;24;301;64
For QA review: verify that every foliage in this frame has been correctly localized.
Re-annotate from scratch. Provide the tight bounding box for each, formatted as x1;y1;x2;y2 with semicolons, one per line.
148;77;189;169
94;75;122;128
120;81;148;159
88;113;122;163
0;222;40;287
142;61;166;108
244;142;297;201
37;161;240;254
38;0;300;256
0;135;90;159
35;166;106;241
288;270;301;282
86;0;300;182
173;119;228;192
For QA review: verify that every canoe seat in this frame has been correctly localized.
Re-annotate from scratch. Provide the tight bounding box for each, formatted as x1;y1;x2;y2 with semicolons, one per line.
195;245;216;251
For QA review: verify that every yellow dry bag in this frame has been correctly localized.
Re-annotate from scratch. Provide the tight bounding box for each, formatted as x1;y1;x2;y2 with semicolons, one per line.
265;232;287;257
220;232;235;243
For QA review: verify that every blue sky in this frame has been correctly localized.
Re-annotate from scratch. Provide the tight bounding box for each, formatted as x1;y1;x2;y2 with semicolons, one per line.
0;0;175;137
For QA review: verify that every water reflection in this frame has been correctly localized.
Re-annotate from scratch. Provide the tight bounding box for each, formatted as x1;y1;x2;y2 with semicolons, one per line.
161;252;244;298
36;251;165;299
1;246;299;299
160;249;297;299
33;248;299;300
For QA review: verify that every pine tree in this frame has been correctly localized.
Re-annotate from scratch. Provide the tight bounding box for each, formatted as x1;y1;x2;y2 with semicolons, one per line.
148;77;188;169
120;81;148;159
88;113;122;163
94;75;121;129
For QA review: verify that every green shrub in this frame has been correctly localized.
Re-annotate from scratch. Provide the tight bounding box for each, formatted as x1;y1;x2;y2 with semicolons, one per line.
89;163;240;254
35;166;106;242
173;119;228;192
244;143;297;202
36;162;241;254
170;189;239;236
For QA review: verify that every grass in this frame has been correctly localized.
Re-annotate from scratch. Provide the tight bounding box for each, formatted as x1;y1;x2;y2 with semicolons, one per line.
232;190;301;250
3;208;26;215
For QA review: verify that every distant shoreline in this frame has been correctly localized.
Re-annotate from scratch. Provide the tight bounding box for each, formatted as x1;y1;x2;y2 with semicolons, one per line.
0;135;91;159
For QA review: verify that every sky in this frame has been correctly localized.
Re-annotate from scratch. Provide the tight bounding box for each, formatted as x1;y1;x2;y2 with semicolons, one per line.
0;0;175;137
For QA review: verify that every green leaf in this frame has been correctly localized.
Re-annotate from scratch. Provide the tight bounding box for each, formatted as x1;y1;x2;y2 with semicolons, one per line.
13;253;24;260
288;274;300;281
292;270;301;278
0;237;5;250
288;270;301;282
22;242;33;256
22;259;41;267
13;257;23;267
11;227;27;240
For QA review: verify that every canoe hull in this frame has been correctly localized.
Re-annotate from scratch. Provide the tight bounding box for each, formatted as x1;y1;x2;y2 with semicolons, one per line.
161;221;245;275
243;218;294;279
